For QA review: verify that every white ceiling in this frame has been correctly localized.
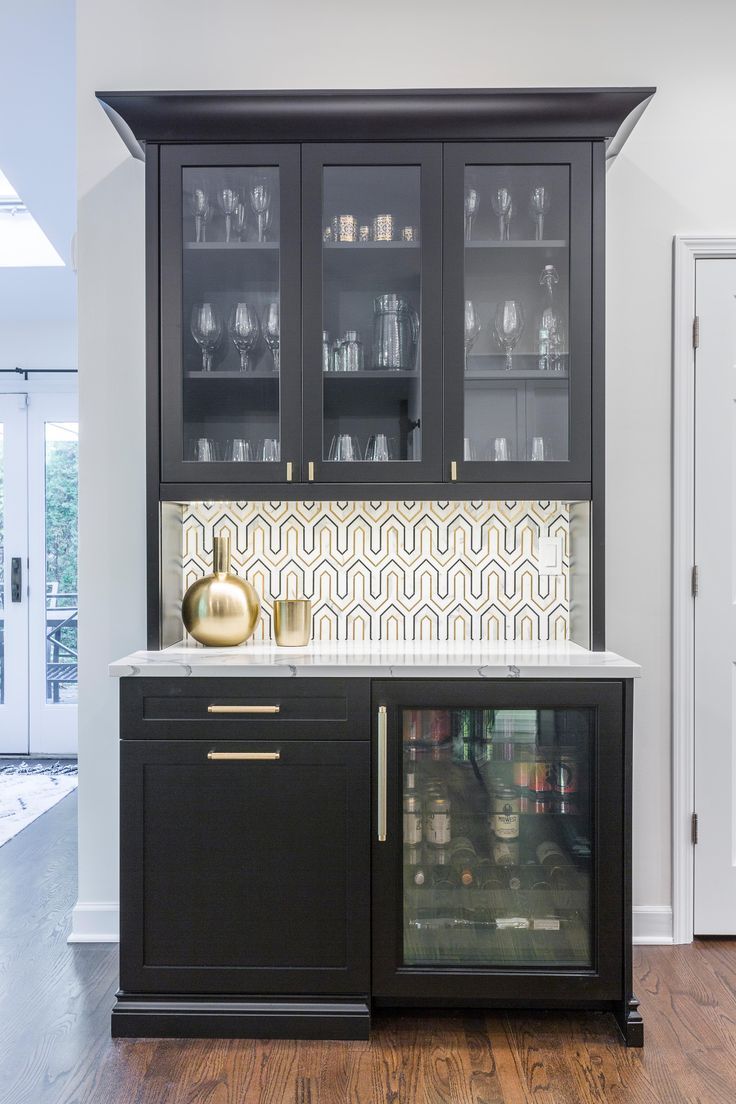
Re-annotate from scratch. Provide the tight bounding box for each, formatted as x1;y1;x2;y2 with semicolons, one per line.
0;0;75;324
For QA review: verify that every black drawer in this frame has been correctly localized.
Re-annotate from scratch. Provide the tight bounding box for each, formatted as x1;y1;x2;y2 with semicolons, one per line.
120;677;370;740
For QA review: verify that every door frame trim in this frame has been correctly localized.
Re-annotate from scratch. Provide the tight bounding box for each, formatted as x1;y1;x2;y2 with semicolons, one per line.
672;236;736;944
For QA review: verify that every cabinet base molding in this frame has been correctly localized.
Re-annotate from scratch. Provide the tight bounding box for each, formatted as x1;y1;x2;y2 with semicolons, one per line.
111;993;370;1040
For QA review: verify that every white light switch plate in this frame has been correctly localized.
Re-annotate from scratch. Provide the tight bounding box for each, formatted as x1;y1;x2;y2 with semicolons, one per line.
537;535;563;576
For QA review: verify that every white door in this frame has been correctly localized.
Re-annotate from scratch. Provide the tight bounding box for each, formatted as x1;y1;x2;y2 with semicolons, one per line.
0;395;30;752
0;392;78;756
694;257;736;933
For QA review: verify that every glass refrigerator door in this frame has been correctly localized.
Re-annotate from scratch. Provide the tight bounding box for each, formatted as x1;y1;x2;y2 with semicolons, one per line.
401;706;593;969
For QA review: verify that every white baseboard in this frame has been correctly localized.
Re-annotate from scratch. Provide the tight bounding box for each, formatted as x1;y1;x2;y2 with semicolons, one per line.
68;901;120;943
633;905;674;944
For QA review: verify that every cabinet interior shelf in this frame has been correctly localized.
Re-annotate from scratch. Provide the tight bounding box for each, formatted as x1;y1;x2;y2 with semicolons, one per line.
465;370;569;381
184;241;280;250
186;370;279;380
324;241;420;250
323;370;419;380
466;240;567;249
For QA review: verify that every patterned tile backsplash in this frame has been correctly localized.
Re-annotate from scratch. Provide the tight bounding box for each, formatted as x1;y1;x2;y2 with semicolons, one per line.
181;501;569;643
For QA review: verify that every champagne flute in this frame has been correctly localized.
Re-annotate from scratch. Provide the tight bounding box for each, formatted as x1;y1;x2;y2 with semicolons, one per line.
491;186;513;241
190;188;211;243
463;300;482;372
228;302;260;373
494;299;525;371
218;187;239;243
529;186;551;241
262;301;280;372
190;303;222;372
249;176;272;243
464;186;480;241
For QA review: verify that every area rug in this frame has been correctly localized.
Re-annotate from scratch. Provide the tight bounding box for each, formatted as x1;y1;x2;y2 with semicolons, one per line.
0;761;78;848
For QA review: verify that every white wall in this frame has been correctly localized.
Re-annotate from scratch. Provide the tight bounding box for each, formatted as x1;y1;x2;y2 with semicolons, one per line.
75;0;736;940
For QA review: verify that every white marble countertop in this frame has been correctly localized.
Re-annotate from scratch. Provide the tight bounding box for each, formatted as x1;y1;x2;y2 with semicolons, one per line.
109;640;640;680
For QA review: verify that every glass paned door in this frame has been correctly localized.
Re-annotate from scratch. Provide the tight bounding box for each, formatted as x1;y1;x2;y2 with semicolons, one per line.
302;144;442;483
160;145;301;483
0;396;29;753
444;144;592;483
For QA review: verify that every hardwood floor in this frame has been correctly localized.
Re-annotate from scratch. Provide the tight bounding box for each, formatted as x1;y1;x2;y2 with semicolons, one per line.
2;795;735;1104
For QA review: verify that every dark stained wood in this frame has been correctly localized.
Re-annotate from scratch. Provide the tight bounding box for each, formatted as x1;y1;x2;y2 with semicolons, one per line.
4;795;736;1102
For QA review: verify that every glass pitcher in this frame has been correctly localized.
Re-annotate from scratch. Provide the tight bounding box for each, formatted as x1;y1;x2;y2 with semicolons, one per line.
372;294;419;371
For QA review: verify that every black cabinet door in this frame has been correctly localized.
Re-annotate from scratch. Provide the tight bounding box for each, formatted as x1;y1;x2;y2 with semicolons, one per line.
120;738;370;995
371;679;624;1003
443;143;593;484
160;144;302;484
302;143;443;484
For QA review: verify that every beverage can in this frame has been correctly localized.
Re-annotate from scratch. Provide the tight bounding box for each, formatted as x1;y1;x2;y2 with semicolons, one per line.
554;755;579;794
491;786;520;840
530;759;554;792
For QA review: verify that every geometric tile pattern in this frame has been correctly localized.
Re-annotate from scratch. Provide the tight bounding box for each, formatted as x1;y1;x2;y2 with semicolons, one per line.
181;500;569;642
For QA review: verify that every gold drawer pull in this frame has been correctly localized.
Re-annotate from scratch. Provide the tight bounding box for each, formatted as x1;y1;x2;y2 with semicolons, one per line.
207;705;280;714
208;751;281;761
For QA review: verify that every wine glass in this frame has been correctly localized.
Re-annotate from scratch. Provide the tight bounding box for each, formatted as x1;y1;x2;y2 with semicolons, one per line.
529;186;551;241
249;176;272;243
218;187;239;243
464;186;480;241
262;302;280;372
228;302;260;373
491;186;513;241
190;188;211;243
232;200;248;241
494;299;525;371
190;303;222;372
463;300;482;372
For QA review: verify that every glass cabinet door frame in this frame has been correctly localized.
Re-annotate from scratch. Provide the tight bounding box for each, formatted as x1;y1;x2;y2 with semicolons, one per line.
159;143;302;484
443;142;593;484
301;143;443;484
371;679;624;1003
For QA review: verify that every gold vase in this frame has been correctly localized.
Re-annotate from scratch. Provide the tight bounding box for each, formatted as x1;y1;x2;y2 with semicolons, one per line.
182;532;260;646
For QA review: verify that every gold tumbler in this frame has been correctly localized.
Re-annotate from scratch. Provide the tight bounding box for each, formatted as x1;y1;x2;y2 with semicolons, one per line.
273;599;312;647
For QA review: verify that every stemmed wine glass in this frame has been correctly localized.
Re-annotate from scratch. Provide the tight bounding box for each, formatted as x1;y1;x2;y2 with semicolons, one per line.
228;302;260;373
232;200;247;241
262;302;280;373
190;303;222;372
491;186;513;241
218;187;239;243
494;299;525;371
463;300;482;372
249;177;272;243
529;186;551;241
190;188;211;243
464;186;480;241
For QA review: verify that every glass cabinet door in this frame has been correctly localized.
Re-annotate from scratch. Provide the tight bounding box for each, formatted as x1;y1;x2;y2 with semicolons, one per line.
302;145;442;483
401;705;594;968
160;145;301;483
443;144;592;483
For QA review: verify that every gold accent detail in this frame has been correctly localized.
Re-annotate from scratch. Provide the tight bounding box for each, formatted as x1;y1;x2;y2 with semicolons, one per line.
308;461;315;481
450;460;458;481
273;599;312;647
207;705;280;714
181;531;260;646
286;461;293;482
207;751;280;761
377;705;387;842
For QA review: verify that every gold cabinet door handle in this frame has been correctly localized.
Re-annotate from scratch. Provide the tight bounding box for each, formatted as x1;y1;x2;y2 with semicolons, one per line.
286;460;293;482
450;460;458;481
377;705;387;842
207;705;280;714
208;751;281;761
308;461;315;481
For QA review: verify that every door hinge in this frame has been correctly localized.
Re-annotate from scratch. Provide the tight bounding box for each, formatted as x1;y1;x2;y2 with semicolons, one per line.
693;316;700;349
691;565;699;597
691;812;698;845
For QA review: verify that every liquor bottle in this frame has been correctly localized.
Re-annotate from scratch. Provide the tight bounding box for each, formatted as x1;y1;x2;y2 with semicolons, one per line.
404;844;428;887
431;862;460;889
447;836;477;886
535;839;573;888
536;265;567;372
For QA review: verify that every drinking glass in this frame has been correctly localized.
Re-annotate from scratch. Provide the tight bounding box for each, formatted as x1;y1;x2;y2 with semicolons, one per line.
262;302;280;372
328;434;360;461
530;436;546;461
463;437;477;461
218;187;239;243
228;302;260;373
249;177;272;243
491;186;513;241
463;300;482;372
226;438;252;462
494;299;525;371
232;200;247;241
190;437;217;462
464;186;480;241
190;188;211;243
262;438;280;462
529;186;551;241
493;437;510;462
190;303;222;372
365;433;391;461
